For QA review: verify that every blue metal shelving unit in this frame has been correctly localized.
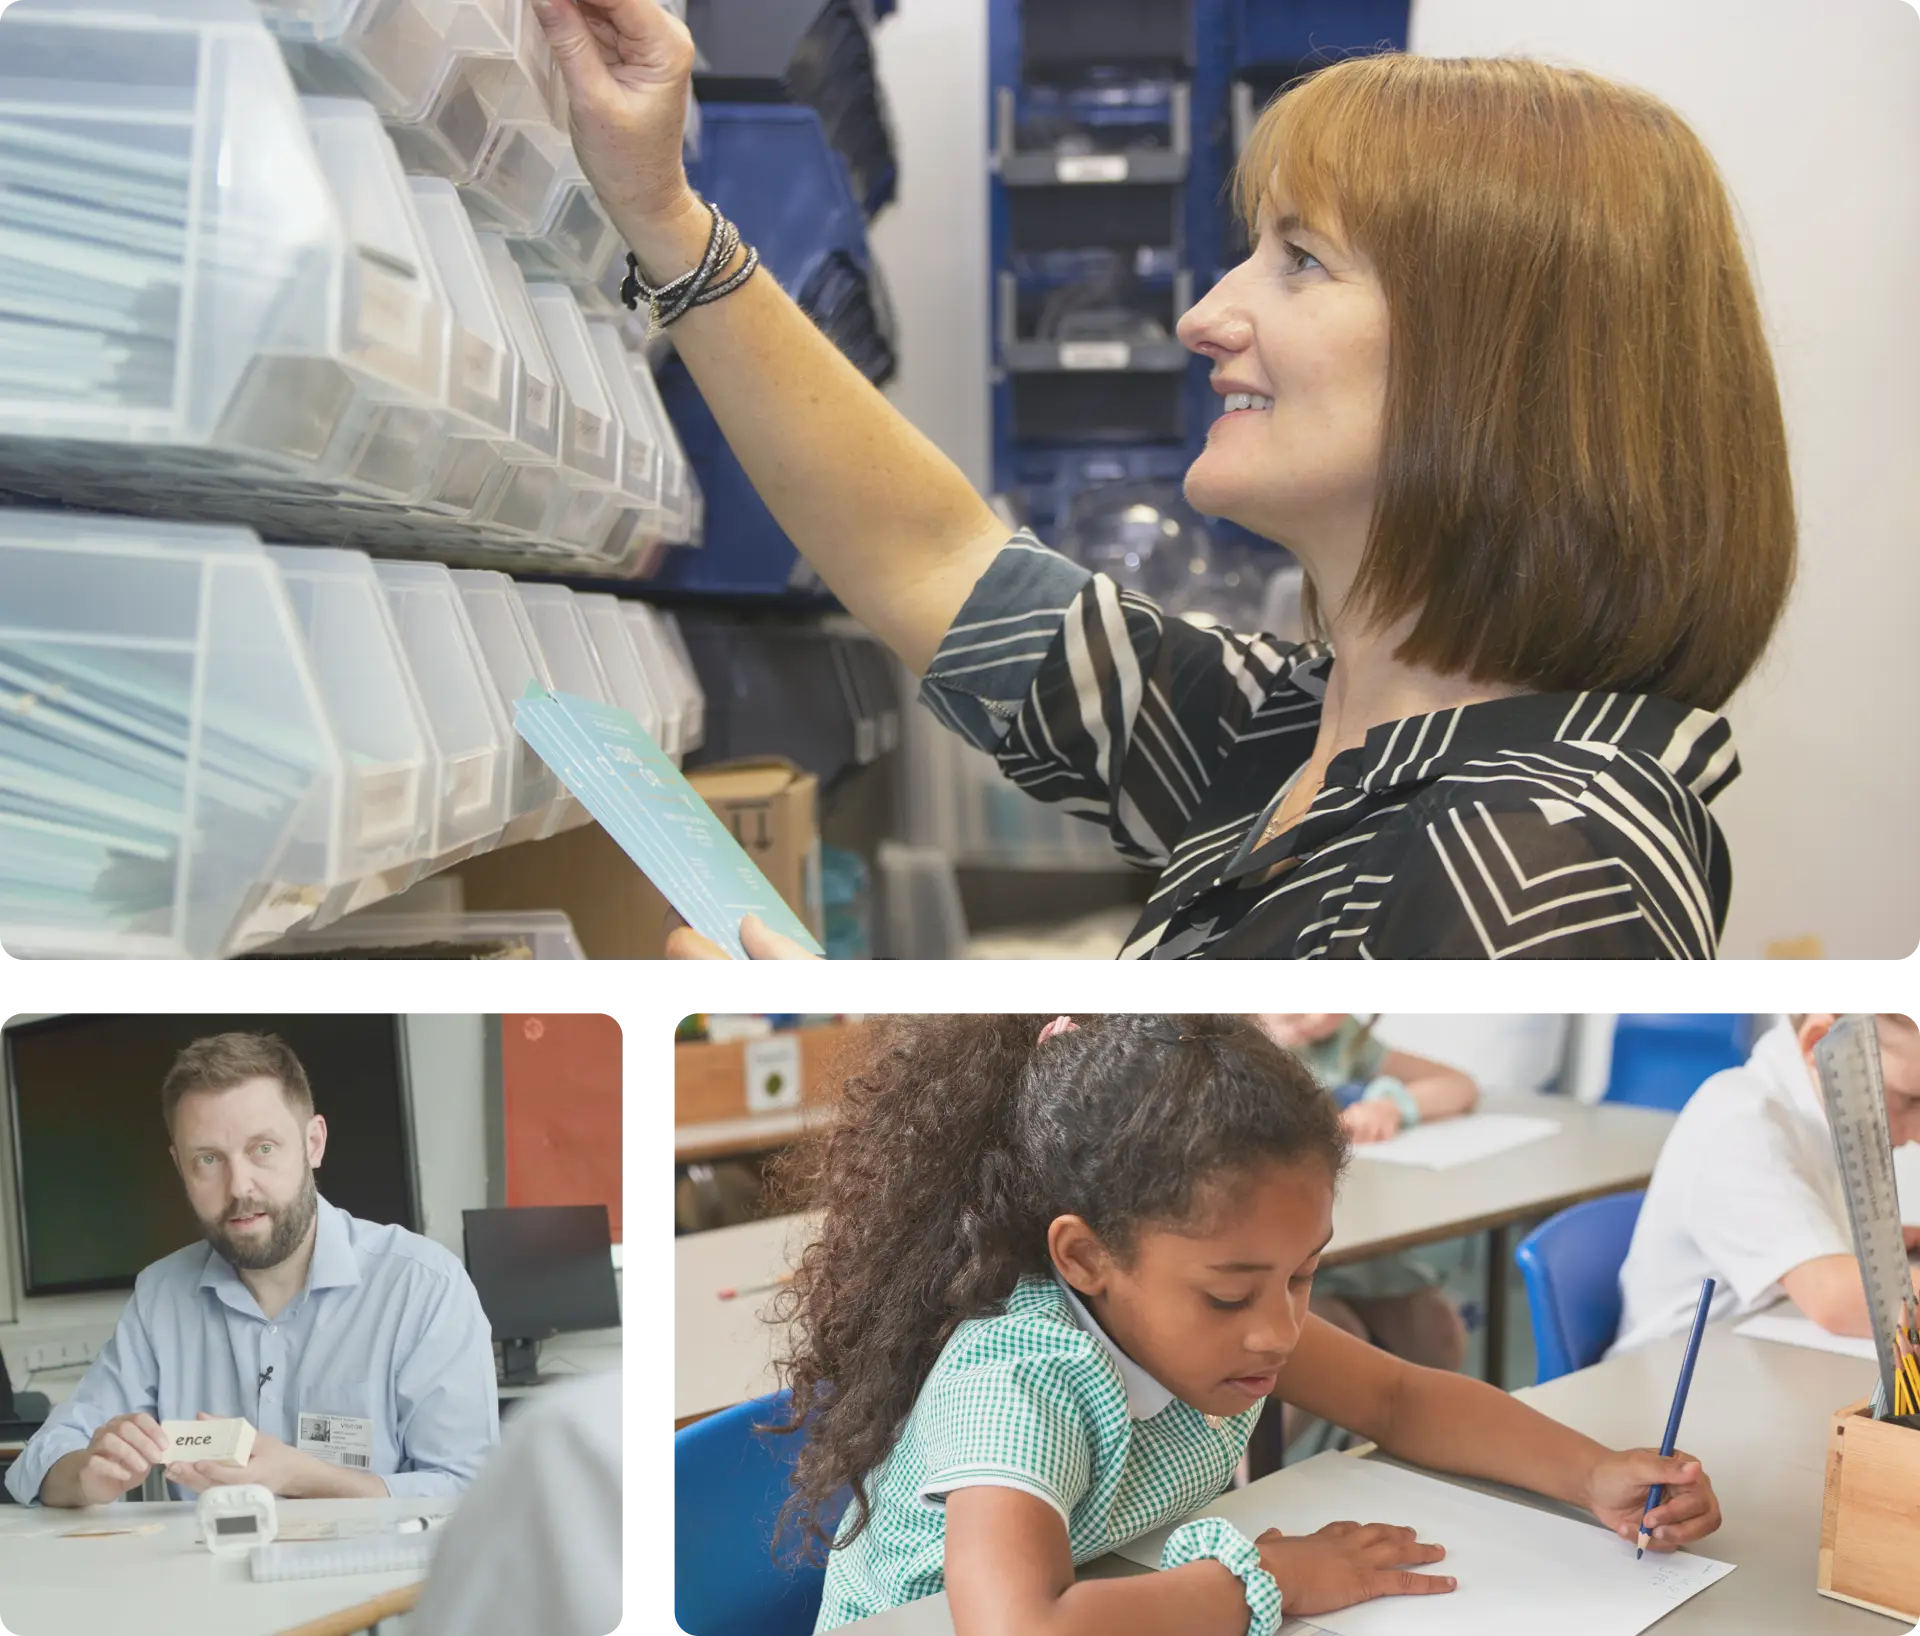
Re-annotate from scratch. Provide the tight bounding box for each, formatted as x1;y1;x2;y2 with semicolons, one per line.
988;0;1408;541
647;102;891;597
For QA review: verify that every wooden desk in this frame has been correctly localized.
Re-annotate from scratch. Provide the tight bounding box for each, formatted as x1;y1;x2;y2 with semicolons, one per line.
672;1096;1672;1420
839;1326;1890;1633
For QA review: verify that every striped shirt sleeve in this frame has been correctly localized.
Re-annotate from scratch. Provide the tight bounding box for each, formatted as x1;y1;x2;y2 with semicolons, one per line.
918;532;1094;749
921;533;1308;871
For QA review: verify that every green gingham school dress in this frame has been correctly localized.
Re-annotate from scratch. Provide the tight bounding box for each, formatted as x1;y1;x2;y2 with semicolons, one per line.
814;1276;1282;1632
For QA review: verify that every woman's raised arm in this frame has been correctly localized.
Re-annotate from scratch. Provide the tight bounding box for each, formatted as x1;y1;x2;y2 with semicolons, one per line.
536;0;1011;673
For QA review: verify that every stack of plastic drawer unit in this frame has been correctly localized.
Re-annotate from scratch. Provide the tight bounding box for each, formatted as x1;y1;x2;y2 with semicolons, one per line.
988;0;1204;534
689;0;899;220
0;507;707;958
0;0;699;575
249;909;588;958
639;0;895;595
643;100;890;595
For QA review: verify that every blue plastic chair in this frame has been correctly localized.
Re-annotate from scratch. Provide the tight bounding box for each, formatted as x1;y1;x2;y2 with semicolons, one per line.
1514;1192;1645;1383
1602;1015;1752;1112
675;1389;847;1636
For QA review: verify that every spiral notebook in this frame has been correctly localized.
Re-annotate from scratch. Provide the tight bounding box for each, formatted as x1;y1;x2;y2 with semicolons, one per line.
512;684;822;960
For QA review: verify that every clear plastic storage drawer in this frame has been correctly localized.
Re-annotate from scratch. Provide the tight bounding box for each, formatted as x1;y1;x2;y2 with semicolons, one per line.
0;509;345;959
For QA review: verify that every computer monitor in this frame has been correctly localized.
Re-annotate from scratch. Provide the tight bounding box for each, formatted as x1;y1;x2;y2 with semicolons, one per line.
5;1014;421;1296
462;1205;620;1385
0;1342;50;1437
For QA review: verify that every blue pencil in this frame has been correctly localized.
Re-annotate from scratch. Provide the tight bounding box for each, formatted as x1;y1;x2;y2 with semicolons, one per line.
1639;1277;1715;1559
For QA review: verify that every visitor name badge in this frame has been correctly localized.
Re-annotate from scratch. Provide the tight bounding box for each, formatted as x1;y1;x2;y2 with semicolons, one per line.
297;1412;374;1470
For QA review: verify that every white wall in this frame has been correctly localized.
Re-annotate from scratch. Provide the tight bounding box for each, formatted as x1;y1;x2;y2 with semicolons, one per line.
868;0;993;490
404;1015;492;1256
1407;0;1920;957
871;0;1920;956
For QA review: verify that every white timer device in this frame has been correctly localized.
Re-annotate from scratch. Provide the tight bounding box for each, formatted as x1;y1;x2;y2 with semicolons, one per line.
198;1485;279;1556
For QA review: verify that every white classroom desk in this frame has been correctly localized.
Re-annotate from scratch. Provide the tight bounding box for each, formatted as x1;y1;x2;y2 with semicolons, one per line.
0;1493;455;1636
0;1334;621;1631
673;1095;1675;1421
839;1322;1892;1634
497;1327;624;1410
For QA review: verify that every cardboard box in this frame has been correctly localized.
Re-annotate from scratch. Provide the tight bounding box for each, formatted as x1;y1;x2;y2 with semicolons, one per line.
452;760;822;959
688;760;822;940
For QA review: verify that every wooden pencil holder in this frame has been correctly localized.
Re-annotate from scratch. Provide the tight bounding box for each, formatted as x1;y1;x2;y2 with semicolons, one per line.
1818;1398;1920;1620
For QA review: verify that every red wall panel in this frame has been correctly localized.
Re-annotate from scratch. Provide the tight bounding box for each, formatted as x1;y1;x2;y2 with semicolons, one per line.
500;1014;622;1241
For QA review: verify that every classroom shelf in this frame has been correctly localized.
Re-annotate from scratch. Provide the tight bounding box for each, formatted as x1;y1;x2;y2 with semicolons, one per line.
994;82;1191;187
673;1018;862;1131
988;0;1409;536
0;509;706;960
687;0;898;219
644;102;894;597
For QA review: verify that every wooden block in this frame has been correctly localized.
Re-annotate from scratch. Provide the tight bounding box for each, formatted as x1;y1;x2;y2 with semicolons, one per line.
1818;1397;1920;1620
160;1418;255;1466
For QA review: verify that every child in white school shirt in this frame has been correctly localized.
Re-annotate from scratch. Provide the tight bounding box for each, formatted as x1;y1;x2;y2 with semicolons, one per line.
764;1015;1721;1636
1611;1014;1920;1356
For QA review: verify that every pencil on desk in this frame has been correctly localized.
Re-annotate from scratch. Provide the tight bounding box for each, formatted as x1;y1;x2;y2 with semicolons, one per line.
1640;1276;1715;1560
717;1272;794;1301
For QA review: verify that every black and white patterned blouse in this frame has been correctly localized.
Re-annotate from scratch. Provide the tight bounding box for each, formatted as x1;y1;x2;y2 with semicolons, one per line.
920;535;1740;959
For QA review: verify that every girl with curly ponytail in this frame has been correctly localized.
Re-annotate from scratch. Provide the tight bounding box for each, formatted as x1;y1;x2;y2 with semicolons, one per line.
764;1014;1722;1634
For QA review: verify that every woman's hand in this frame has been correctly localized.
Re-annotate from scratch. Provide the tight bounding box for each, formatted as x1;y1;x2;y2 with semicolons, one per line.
1584;1448;1721;1550
665;912;822;961
1254;1522;1455;1616
533;0;701;236
1341;1099;1403;1144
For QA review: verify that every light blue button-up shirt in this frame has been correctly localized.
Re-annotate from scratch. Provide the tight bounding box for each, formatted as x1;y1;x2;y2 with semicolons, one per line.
5;1195;499;1505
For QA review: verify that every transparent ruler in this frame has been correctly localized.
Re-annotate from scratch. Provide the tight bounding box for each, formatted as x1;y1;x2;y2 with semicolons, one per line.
1813;1015;1910;1416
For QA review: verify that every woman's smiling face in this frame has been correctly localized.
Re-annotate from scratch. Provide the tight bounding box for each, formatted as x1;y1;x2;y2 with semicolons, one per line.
1177;208;1391;572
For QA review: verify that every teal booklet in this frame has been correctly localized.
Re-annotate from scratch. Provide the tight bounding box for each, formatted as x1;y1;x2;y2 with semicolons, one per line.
513;685;823;959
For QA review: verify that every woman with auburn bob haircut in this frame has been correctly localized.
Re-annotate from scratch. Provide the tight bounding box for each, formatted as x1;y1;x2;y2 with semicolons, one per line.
538;3;1796;960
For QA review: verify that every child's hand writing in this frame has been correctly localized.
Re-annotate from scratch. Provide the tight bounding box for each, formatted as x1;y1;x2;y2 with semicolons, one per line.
1254;1521;1455;1615
1584;1448;1720;1550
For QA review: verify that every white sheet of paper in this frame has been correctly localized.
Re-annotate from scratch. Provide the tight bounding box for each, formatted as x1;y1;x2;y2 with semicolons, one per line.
1115;1453;1733;1636
1732;1311;1878;1361
1347;1114;1561;1170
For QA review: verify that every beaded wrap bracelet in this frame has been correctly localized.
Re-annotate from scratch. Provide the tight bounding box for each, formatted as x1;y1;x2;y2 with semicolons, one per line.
619;196;761;337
